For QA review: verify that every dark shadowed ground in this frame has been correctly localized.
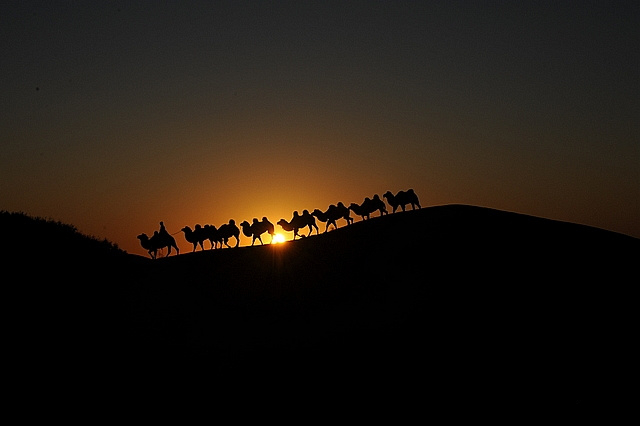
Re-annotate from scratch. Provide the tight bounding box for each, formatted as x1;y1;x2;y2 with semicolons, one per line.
5;205;637;417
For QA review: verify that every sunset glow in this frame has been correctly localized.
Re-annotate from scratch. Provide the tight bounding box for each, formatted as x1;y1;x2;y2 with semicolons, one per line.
272;233;286;244
1;3;637;257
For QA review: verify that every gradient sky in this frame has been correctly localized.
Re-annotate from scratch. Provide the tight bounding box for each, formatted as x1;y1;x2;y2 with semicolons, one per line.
2;1;638;256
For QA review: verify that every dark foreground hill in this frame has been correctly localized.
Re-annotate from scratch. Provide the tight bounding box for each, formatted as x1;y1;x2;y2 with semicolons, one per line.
5;205;638;415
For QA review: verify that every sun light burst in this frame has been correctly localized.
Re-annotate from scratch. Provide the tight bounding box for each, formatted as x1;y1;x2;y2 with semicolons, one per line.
272;233;286;244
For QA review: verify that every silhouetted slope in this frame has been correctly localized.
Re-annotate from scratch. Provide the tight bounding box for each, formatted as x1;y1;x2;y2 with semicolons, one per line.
5;206;637;413
120;205;636;409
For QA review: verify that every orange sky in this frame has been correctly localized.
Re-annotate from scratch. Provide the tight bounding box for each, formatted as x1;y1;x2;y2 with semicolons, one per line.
2;2;638;256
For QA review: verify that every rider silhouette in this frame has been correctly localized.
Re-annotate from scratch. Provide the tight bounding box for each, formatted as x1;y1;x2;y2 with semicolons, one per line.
159;221;169;236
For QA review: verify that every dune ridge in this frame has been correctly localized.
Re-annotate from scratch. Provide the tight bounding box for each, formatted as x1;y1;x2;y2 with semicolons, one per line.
4;205;637;413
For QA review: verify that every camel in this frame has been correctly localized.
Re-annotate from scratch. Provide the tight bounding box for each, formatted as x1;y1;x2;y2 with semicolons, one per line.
370;194;388;217
217;219;240;248
277;218;299;239
203;224;221;249
333;202;354;226
311;207;337;233
240;217;275;245
311;203;353;232
137;231;180;259
181;224;207;252
383;189;421;213
349;197;379;221
300;210;319;236
277;210;318;240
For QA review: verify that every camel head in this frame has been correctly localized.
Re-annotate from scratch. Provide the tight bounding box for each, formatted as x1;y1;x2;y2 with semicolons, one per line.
277;218;293;230
181;226;191;233
312;209;322;215
137;233;148;241
383;191;394;200
348;203;359;211
240;220;250;228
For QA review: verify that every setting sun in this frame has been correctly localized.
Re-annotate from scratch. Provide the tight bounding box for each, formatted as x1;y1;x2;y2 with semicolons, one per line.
272;233;286;244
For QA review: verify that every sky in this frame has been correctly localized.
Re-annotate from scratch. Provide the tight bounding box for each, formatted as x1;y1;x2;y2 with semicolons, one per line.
2;1;638;256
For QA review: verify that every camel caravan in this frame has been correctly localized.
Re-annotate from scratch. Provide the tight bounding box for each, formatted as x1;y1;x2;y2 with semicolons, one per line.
137;189;421;258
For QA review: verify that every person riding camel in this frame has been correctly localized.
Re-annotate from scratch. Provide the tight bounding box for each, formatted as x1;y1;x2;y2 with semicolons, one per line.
159;221;169;237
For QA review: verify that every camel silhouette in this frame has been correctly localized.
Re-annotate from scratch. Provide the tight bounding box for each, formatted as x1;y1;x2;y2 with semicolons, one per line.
181;224;207;252
335;202;354;224
203;224;222;249
217;219;240;248
370;194;388;217
137;232;180;259
311;202;353;232
277;210;319;240
383;189;421;213
311;207;337;233
349;197;381;221
240;217;275;245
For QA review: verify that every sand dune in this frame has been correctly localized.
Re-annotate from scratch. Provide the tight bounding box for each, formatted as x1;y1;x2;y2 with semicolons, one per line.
5;205;637;414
